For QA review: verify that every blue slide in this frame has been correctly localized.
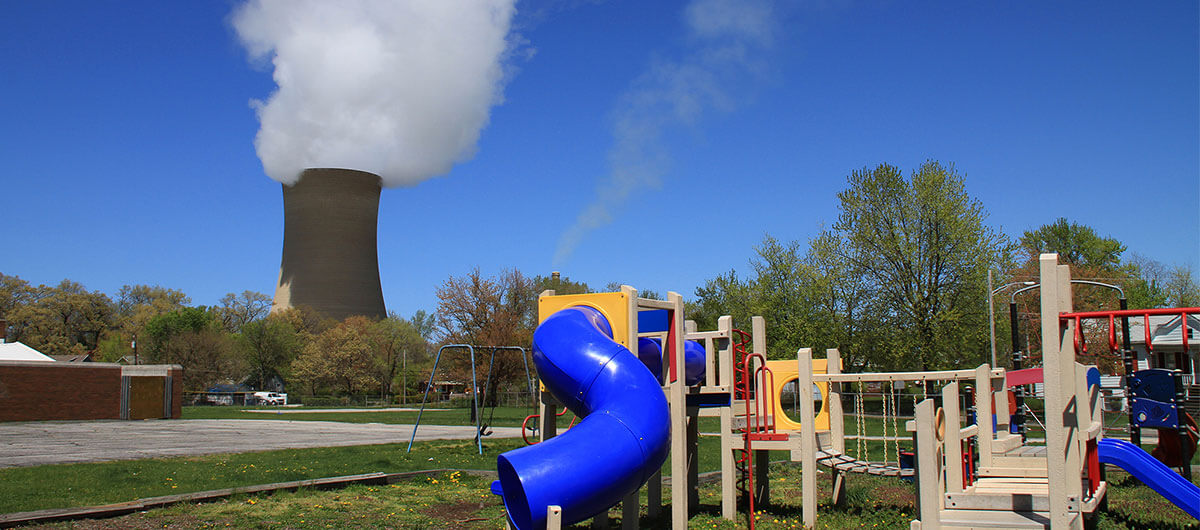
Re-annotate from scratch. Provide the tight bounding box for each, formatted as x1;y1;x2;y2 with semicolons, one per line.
494;306;671;530
1097;438;1200;520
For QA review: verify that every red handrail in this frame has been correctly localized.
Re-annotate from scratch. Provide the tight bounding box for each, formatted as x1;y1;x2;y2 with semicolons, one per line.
1058;307;1199;355
520;406;577;445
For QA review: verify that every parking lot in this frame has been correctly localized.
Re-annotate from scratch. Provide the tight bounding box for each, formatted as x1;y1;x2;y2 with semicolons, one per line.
0;419;521;468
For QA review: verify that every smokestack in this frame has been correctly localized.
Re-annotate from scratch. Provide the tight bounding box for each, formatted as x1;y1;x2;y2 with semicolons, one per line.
272;168;386;321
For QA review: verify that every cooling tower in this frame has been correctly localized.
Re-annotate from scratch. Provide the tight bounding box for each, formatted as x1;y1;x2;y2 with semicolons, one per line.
272;168;387;321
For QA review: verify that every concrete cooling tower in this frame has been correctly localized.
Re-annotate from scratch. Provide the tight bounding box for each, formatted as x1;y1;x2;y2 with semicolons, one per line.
271;168;387;321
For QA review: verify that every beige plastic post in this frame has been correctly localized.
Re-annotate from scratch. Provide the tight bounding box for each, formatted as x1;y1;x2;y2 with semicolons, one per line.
539;290;559;444
717;316;737;520
911;398;941;529
621;491;638;530
751;316;770;508
798;348;818;528
827;348;846;506
620;286;642;529
547;505;564;530
668;292;689;529
1040;254;1082;528
942;382;963;494
974;365;993;469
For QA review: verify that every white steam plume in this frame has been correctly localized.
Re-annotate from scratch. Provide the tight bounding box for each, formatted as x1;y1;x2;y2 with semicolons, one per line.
553;0;777;265
232;0;517;187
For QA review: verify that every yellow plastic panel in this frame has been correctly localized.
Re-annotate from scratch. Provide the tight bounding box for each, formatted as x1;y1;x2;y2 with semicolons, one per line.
537;292;631;349
765;359;832;432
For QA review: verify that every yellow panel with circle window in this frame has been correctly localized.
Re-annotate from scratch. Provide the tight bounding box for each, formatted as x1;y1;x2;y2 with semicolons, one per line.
537;291;632;349
765;359;834;432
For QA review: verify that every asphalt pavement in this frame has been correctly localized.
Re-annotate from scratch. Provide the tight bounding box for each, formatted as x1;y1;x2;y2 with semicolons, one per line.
0;419;521;468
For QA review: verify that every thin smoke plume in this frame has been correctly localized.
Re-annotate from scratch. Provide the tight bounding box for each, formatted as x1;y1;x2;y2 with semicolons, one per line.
232;0;517;187
553;0;776;265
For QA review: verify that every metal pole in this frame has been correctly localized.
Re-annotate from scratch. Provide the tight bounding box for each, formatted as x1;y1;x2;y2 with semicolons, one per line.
1118;298;1139;447
988;270;997;368
1010;301;1025;441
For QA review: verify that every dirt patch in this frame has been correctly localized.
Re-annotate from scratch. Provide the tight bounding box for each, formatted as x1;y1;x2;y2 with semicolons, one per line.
25;512;222;529
420;500;494;528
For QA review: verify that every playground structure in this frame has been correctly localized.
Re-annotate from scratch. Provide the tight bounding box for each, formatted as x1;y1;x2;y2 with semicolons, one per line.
895;254;1198;528
488;253;1198;529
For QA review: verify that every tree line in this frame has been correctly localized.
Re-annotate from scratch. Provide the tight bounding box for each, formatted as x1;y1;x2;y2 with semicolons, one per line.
2;160;1196;395
686;162;1198;373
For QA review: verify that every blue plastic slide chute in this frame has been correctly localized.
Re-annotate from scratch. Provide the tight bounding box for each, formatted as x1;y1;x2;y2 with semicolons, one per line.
493;306;670;530
637;337;706;385
1097;438;1200;520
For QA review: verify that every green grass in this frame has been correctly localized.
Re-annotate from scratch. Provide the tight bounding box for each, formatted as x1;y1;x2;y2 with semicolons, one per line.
0;438;525;514
25;462;1200;529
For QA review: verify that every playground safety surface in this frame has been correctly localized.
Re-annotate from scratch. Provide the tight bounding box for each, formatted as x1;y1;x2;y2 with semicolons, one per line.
0;419;522;468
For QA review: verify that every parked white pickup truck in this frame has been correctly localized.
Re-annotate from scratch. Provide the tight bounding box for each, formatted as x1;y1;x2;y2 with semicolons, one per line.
253;391;287;405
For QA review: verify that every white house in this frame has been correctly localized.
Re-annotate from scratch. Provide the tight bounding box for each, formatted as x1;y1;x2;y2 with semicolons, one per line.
1127;314;1199;380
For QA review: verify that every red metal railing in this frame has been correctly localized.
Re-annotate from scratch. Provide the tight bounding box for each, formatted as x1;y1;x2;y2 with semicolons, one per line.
1058;307;1199;354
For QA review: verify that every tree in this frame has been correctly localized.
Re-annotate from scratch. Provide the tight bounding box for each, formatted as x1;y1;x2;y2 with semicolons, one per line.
689;270;753;332
217;291;272;333
368;315;426;399
291;316;376;395
0;273;34;321
409;309;438;343
1163;265;1200;307
745;235;816;357
1019;218;1125;269
535;274;591;297
436;268;536;347
239;316;300;390
830;162;1007;370
113;284;190;360
604;282;661;300
162;328;241;391
143;306;215;363
803;229;883;370
6;280;113;355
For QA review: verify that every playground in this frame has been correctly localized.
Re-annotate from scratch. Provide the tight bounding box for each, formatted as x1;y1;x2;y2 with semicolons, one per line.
1;253;1197;529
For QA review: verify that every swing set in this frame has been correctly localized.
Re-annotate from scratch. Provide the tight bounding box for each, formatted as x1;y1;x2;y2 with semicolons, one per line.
406;344;536;455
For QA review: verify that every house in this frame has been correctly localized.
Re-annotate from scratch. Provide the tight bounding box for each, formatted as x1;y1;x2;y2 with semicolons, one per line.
0;341;56;362
1128;313;1199;417
50;353;94;363
1128;313;1199;378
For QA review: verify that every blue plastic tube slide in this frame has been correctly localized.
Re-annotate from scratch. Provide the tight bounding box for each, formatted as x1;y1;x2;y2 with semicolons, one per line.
494;306;671;530
637;337;706;386
1097;438;1200;520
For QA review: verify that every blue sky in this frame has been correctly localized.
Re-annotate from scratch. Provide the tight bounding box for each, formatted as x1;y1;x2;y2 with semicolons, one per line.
2;0;1197;319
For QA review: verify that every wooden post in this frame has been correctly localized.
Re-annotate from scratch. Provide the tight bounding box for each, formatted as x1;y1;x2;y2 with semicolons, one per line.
827;348;846;506
1040;254;1083;529
798;348;817;528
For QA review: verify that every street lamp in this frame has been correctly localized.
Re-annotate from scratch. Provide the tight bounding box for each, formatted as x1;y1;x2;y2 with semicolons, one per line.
988;270;1037;368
